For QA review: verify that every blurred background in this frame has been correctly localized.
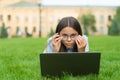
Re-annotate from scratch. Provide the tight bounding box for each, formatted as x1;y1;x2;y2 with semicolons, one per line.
0;1;120;79
0;0;120;38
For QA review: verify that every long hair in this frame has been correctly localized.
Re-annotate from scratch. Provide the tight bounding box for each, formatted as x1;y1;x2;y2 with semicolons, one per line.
55;16;82;52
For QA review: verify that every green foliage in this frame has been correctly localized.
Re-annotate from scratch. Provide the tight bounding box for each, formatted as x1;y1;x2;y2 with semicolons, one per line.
116;7;120;20
84;26;89;35
91;26;97;32
78;13;96;35
48;27;55;37
0;23;8;38
81;14;96;27
108;7;120;35
108;17;120;35
16;27;19;34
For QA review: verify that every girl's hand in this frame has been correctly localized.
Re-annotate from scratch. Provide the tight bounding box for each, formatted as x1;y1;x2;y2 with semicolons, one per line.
52;33;62;52
75;35;86;52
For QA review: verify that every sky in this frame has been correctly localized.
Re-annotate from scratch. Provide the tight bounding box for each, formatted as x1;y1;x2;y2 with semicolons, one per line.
41;0;120;7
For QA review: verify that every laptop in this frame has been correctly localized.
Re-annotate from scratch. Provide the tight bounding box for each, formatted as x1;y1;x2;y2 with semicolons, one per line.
40;52;101;77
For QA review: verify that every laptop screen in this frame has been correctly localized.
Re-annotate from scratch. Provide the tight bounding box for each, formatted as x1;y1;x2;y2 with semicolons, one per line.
40;52;101;77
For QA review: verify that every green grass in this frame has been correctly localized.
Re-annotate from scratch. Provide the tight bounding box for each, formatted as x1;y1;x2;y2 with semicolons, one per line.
0;36;120;80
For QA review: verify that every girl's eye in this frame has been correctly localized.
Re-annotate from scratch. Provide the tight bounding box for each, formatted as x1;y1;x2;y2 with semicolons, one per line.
71;34;77;38
62;34;68;37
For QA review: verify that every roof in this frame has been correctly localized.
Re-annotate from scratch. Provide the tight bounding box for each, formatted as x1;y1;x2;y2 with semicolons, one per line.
6;1;39;8
42;0;120;7
41;5;117;9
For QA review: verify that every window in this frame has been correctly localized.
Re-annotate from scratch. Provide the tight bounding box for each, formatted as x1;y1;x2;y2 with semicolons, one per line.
25;16;28;22
99;15;104;23
8;15;11;21
0;15;3;21
16;16;19;23
16;26;19;34
32;16;37;23
25;27;28;32
108;15;112;21
99;26;104;33
6;27;11;34
32;26;36;32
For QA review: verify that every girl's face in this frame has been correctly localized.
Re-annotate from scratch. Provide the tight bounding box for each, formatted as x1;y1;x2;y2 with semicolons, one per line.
60;27;78;48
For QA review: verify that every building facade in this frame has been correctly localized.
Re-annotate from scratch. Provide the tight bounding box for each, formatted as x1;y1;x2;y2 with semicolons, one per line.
0;0;116;37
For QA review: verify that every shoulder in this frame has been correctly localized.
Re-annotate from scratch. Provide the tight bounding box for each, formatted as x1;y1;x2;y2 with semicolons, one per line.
82;35;88;41
47;37;52;44
43;37;54;53
83;35;89;52
83;35;88;38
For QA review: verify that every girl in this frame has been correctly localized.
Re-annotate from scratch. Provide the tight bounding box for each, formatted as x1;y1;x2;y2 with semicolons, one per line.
44;16;89;53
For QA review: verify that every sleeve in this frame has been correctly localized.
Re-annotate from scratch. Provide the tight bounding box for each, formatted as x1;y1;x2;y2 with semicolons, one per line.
83;35;89;52
43;37;54;53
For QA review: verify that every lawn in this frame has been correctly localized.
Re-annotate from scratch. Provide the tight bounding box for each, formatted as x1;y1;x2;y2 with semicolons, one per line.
0;36;120;80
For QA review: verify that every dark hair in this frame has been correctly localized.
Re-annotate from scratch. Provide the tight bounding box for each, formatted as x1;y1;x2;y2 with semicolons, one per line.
55;16;83;52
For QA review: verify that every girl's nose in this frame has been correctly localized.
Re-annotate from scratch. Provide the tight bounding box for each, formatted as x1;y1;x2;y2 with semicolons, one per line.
67;37;71;41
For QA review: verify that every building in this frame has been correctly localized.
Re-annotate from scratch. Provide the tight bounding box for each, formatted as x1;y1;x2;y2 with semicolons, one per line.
0;0;117;38
0;0;40;38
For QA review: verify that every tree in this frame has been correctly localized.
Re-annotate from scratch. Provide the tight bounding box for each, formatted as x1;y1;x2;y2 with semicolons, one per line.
0;23;8;38
108;7;120;35
78;13;96;35
48;27;54;37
